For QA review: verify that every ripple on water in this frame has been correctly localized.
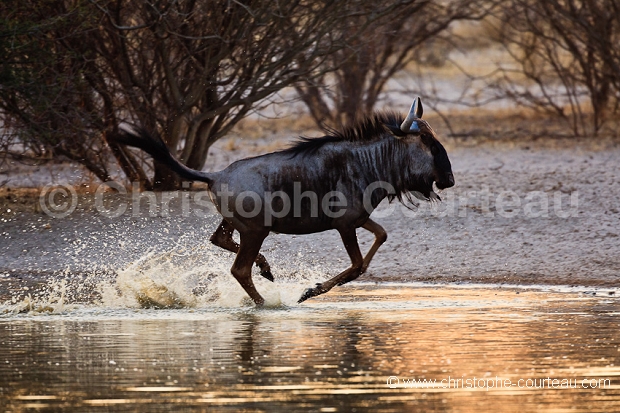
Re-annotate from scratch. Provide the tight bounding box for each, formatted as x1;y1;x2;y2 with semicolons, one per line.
1;248;619;412
0;283;619;412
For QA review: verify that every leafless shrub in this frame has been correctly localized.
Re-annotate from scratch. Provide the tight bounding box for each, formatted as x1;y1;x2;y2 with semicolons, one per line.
294;0;493;129
2;0;421;189
0;1;117;182
487;0;620;136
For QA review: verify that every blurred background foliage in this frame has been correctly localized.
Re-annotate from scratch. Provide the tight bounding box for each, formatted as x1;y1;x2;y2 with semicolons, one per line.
1;0;619;189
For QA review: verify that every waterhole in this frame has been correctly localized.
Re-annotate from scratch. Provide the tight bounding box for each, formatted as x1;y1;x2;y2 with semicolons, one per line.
1;280;618;412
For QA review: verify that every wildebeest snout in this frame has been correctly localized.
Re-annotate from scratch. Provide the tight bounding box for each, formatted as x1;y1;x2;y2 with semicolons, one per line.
436;172;455;190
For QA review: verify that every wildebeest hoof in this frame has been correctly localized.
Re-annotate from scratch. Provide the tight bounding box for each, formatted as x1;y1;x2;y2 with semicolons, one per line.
298;283;324;303
260;269;274;282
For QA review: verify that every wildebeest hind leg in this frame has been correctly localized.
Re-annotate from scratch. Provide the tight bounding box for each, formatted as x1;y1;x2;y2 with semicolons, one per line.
298;228;363;303
210;219;274;281
231;230;269;306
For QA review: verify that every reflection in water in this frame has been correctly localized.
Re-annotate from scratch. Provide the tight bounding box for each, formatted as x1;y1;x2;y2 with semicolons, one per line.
1;285;619;412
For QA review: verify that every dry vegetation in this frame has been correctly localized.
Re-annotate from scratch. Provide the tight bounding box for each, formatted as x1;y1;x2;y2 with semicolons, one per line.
1;0;619;191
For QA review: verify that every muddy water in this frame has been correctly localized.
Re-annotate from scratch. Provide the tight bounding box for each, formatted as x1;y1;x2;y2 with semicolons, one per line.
1;284;619;412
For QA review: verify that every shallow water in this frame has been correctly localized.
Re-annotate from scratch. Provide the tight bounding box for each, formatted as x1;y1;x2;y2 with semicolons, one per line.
1;284;619;412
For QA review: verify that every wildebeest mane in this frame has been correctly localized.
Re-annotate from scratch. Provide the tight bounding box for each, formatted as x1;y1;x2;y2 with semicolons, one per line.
283;111;405;157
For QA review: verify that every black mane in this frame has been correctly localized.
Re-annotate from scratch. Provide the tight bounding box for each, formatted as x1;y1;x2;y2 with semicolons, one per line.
282;111;404;157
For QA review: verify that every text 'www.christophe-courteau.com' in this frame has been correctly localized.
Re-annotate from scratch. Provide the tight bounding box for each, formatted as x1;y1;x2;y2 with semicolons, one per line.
386;375;612;391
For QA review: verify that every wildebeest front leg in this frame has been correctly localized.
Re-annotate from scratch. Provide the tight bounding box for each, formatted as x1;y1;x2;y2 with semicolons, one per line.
231;231;269;306
298;228;363;303
210;220;274;281
337;218;387;286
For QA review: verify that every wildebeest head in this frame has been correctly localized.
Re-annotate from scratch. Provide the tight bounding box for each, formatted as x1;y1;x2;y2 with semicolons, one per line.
387;97;455;200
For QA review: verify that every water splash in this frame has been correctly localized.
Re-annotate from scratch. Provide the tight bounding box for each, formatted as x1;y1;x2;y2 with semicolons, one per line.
2;278;77;314
1;242;329;314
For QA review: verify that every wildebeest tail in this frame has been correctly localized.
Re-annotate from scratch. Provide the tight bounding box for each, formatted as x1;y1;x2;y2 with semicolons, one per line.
111;125;213;185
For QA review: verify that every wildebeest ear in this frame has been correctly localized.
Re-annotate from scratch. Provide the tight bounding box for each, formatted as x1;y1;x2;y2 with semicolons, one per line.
386;124;406;137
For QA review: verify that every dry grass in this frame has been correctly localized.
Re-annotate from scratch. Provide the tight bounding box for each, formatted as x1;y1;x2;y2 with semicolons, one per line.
219;113;325;155
231;113;320;140
447;19;499;50
0;185;95;216
426;106;620;149
232;101;620;150
231;105;620;155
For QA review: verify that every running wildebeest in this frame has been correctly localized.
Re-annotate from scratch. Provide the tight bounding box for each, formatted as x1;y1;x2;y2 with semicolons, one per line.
113;97;454;305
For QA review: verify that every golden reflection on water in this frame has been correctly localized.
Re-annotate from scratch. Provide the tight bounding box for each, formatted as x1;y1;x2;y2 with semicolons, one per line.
0;285;619;412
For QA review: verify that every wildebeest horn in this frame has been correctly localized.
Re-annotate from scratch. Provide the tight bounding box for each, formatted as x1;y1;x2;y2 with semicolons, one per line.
400;97;424;133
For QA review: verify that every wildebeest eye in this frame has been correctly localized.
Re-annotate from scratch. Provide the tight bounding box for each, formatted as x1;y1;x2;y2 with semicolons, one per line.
420;133;436;153
430;143;439;156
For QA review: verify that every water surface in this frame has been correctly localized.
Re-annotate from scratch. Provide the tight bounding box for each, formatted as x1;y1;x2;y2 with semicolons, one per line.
1;284;619;412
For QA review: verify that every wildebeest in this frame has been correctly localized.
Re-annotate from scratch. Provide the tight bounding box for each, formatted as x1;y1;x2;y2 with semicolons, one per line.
113;97;454;305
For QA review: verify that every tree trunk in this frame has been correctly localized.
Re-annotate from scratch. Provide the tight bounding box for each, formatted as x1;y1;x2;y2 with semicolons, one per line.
152;161;183;191
295;84;334;129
